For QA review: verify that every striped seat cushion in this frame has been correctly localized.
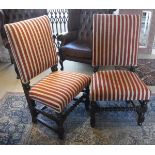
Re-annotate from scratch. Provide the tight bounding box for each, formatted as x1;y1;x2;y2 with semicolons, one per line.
92;14;141;67
29;71;91;113
90;70;151;101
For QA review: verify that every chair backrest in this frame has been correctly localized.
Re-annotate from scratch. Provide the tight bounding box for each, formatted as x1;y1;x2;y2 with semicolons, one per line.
0;9;47;47
4;15;58;84
92;14;141;67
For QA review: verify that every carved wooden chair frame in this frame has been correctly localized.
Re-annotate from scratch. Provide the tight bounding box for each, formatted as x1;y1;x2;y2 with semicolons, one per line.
90;66;149;127
4;16;90;139
22;65;90;139
90;14;151;127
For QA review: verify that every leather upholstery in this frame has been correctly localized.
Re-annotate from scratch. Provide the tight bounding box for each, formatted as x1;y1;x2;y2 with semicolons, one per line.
61;41;91;60
58;9;116;66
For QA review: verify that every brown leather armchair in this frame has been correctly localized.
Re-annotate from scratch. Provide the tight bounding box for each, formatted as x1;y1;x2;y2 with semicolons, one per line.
57;9;116;70
0;9;47;78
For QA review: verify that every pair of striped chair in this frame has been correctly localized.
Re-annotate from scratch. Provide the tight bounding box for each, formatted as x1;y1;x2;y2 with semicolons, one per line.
4;15;91;139
90;14;151;127
5;14;151;139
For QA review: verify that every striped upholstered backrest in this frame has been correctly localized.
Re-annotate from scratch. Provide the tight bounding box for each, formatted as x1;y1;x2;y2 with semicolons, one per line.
4;15;58;83
92;14;141;67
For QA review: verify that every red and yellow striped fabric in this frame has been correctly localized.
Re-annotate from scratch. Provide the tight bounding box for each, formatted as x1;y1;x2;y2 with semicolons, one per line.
90;70;151;101
29;71;91;113
4;15;58;83
92;14;141;67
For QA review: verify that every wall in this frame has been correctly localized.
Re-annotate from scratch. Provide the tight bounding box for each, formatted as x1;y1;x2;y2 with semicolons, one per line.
0;35;10;63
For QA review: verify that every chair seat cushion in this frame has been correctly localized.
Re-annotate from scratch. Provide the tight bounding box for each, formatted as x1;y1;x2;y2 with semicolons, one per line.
61;41;92;60
29;71;91;113
90;70;151;101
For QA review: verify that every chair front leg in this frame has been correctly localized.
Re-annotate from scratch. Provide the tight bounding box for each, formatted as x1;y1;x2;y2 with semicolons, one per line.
137;101;148;126
90;101;96;127
84;86;90;111
56;113;65;139
28;99;38;123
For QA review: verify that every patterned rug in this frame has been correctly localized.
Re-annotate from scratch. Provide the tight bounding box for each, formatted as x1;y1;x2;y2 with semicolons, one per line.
116;59;155;86
1;92;155;145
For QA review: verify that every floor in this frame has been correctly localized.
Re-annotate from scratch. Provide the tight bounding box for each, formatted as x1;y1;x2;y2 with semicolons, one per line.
0;54;155;99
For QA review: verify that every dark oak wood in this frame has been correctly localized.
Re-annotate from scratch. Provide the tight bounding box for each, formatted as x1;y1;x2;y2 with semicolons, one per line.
130;66;136;72
90;65;149;127
90;100;149;127
93;66;99;73
90;101;96;128
136;101;148;126
58;49;64;71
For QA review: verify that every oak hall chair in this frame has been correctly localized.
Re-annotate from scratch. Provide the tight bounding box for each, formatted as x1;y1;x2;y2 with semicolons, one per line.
0;9;47;79
90;14;151;127
4;15;91;139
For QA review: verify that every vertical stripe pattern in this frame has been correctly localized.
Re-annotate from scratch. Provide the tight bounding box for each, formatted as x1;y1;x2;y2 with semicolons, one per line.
90;70;151;101
92;14;141;66
29;71;91;113
4;15;58;83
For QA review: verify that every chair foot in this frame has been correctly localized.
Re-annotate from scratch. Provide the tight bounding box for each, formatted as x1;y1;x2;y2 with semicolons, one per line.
32;117;37;123
58;131;64;139
57;123;64;139
59;59;64;71
60;64;64;71
90;116;96;128
137;113;145;126
136;101;148;126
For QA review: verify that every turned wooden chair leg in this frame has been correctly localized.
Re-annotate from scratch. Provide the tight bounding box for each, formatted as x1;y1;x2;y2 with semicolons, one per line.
28;99;38;123
137;101;148;126
56;113;64;139
84;86;90;111
57;122;64;139
90;101;96;127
